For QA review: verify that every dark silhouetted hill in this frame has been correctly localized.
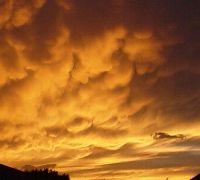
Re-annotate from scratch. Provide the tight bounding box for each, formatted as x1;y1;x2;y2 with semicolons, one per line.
191;174;200;180
0;164;70;180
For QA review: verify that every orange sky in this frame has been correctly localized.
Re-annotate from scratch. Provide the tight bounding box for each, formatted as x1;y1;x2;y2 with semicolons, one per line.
0;0;200;179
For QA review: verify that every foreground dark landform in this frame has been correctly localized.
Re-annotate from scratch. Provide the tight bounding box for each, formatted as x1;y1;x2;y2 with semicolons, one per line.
0;164;70;180
191;174;200;180
1;164;200;180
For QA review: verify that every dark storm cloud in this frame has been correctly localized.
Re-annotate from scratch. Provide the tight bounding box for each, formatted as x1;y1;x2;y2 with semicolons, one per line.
127;70;200;134
60;0;200;42
152;132;186;140
150;71;200;124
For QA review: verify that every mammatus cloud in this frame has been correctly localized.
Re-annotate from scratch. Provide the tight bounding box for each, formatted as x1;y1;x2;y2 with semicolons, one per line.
0;0;46;29
0;0;200;180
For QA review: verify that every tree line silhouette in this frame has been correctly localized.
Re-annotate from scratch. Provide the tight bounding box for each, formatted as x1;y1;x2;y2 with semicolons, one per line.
0;164;70;180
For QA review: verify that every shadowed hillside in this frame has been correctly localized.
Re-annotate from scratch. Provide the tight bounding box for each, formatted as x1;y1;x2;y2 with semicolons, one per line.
0;164;70;180
191;174;200;180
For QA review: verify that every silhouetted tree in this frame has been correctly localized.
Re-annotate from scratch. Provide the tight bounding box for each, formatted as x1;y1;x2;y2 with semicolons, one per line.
0;164;70;180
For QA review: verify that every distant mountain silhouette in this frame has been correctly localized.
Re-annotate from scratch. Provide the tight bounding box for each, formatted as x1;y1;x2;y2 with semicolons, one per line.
191;174;200;180
0;164;70;180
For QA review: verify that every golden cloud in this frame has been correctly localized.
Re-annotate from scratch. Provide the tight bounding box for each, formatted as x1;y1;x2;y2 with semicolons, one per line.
0;1;200;180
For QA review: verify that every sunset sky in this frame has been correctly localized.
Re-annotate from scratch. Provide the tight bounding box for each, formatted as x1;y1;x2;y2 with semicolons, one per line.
0;0;200;179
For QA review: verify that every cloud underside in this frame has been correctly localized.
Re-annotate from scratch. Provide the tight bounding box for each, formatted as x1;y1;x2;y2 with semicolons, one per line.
0;0;200;179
